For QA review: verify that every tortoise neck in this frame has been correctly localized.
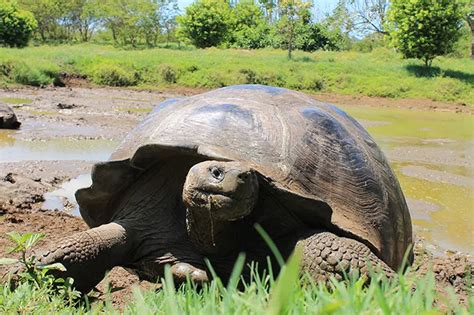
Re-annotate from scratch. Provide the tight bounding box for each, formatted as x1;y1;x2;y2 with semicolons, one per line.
186;207;240;256
111;159;205;264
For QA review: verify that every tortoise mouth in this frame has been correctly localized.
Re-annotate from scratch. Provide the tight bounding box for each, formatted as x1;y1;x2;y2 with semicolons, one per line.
187;188;254;221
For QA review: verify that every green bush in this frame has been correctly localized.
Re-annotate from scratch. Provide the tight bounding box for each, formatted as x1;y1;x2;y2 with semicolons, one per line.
255;71;285;87
0;59;14;76
91;64;138;86
239;68;257;84
158;64;178;84
10;62;57;86
306;76;326;91
433;78;468;102
177;0;231;48
0;2;37;48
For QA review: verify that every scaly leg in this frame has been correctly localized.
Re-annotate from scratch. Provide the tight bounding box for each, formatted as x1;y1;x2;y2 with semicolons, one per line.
297;231;394;282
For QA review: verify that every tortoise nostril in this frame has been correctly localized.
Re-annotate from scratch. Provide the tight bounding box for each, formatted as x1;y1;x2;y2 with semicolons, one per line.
238;172;249;180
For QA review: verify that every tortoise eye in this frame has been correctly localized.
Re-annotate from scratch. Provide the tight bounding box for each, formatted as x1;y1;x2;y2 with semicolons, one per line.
210;167;224;181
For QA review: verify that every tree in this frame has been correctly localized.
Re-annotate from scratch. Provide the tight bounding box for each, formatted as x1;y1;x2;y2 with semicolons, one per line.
177;0;231;48
319;0;353;51
70;0;102;42
158;0;180;46
228;0;270;48
465;3;473;57
295;22;343;52
258;0;277;23
0;1;37;47
348;0;389;35
278;0;312;59
17;0;64;42
96;0;162;47
387;0;468;67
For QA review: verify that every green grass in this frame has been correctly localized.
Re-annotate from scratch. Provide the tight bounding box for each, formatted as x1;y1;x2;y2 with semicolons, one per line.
0;44;472;105
1;266;472;314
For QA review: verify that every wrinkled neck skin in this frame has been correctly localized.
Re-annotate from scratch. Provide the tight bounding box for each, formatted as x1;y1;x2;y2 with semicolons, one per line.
111;158;206;282
186;207;244;256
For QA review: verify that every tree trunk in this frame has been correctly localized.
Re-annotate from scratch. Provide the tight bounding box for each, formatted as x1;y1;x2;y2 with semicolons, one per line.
470;21;474;58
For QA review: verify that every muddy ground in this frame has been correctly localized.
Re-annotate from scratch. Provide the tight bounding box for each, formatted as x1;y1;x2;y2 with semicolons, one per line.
0;86;472;308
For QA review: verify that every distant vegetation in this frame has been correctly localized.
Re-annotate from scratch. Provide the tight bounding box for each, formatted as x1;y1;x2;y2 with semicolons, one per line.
0;44;472;105
387;0;469;67
0;0;472;105
0;2;36;47
0;0;472;61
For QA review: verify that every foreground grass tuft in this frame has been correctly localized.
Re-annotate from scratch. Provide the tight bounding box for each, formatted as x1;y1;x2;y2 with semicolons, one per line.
2;265;472;314
0;233;474;315
1;233;472;314
0;45;472;105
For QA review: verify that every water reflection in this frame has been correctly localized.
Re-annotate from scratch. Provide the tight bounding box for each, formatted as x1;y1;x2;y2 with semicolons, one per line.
0;130;117;162
42;174;92;216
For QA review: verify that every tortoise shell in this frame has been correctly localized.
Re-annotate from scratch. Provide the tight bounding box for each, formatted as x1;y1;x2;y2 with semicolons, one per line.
76;85;413;269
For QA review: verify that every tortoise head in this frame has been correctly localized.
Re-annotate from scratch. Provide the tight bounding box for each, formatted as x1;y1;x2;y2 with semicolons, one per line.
183;161;259;221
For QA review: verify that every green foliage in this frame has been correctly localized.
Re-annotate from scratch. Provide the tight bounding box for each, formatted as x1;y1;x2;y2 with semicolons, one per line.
277;0;313;58
227;0;271;49
0;232;79;303
387;0;468;67
0;1;37;47
15;0;180;46
450;21;472;58
90;63;138;86
352;33;388;53
158;64;178;83
9;61;60;86
0;44;472;105
177;0;231;48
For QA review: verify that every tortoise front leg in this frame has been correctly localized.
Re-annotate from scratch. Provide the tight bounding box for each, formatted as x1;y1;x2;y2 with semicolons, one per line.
297;231;394;282
38;222;133;294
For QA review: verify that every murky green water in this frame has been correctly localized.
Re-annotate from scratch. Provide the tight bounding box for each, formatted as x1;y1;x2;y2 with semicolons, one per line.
0;131;117;162
0;97;33;105
341;106;474;255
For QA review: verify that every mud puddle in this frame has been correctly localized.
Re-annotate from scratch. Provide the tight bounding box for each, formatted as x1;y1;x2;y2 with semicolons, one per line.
343;106;474;255
42;174;91;215
0;134;117;162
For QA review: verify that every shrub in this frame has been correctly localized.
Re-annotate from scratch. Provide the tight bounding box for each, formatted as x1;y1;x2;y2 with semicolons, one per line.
255;71;285;86
177;0;231;48
0;59;14;76
239;68;257;84
306;77;326;91
433;78;468;102
10;62;57;86
158;64;178;84
0;3;37;48
91;64;138;86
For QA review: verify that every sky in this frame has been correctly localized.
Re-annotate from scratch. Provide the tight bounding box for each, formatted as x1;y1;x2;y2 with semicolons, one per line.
177;0;339;19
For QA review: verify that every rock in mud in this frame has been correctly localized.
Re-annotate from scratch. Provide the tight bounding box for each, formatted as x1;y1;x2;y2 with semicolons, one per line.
57;102;78;109
0;104;21;129
0;173;51;210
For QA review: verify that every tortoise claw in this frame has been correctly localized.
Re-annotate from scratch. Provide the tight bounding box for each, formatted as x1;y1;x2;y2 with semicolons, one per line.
170;262;209;284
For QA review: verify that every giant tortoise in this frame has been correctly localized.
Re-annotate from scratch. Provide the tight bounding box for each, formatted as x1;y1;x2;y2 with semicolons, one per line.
39;85;413;293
